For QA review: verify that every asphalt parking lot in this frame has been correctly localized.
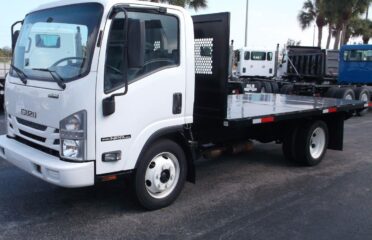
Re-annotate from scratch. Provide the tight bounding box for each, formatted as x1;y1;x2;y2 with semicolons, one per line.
1;113;372;240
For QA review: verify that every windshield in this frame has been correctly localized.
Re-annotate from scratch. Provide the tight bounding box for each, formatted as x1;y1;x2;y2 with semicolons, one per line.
11;3;103;82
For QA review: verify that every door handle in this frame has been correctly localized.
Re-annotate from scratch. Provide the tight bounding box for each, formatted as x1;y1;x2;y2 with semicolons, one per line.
173;93;182;114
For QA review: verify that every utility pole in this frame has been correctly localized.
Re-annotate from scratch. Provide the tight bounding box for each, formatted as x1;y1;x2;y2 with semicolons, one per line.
245;0;249;47
312;25;316;47
366;6;369;20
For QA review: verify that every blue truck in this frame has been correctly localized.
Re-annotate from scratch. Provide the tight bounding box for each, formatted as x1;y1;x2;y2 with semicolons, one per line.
339;45;372;85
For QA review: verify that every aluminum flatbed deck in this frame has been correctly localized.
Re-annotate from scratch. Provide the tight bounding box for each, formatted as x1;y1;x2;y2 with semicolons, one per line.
225;93;365;127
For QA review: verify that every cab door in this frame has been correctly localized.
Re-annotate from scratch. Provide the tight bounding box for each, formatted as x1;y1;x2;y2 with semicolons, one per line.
95;8;187;175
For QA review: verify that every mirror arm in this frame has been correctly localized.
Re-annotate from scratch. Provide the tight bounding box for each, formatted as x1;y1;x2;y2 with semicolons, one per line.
110;6;129;100
102;7;129;117
11;20;23;52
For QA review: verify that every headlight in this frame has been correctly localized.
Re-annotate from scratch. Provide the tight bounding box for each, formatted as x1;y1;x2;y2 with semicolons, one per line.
60;111;87;161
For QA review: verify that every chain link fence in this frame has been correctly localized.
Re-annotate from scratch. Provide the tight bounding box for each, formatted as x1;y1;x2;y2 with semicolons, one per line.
0;57;11;79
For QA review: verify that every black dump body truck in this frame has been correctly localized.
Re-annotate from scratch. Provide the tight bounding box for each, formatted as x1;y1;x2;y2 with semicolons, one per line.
278;46;340;97
283;46;338;83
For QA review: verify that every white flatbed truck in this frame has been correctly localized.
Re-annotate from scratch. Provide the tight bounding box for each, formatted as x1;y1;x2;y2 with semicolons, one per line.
0;0;365;210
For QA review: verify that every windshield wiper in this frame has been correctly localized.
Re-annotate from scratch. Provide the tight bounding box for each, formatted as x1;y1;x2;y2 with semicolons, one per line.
10;64;27;85
32;68;66;90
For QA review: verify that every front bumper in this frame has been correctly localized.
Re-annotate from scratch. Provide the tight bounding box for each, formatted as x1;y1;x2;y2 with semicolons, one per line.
0;135;94;188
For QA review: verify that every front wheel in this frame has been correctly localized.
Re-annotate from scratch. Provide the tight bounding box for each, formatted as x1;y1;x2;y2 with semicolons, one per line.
135;139;187;210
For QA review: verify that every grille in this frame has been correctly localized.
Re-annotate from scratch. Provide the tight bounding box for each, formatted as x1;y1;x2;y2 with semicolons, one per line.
8;115;60;152
16;118;48;131
19;130;46;142
15;136;60;158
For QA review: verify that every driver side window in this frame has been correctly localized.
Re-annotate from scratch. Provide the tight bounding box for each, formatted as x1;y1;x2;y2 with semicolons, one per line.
104;11;180;93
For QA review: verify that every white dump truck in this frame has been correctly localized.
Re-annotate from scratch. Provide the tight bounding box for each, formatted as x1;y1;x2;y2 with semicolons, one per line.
235;48;277;79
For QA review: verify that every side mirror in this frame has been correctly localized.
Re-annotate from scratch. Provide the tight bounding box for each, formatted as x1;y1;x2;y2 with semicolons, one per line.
127;19;145;68
11;20;23;52
12;30;20;52
102;96;116;116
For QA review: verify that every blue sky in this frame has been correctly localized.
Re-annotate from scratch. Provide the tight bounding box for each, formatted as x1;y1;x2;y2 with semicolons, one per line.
0;0;369;49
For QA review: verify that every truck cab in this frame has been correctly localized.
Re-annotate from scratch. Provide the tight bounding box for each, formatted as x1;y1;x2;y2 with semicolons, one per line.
235;48;276;78
339;44;372;85
1;0;194;204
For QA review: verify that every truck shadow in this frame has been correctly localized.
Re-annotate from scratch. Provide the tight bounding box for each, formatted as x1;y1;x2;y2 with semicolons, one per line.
0;143;303;220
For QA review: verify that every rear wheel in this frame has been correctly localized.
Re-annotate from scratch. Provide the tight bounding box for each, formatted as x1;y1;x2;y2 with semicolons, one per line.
325;87;339;98
280;84;294;95
293;121;329;166
270;82;280;93
335;88;355;100
262;82;273;93
355;87;370;116
135;139;187;210
253;81;263;93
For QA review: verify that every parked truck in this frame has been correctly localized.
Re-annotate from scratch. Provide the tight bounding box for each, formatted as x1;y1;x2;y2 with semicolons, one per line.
278;45;372;115
235;47;277;79
0;57;10;108
0;0;365;210
237;45;372;115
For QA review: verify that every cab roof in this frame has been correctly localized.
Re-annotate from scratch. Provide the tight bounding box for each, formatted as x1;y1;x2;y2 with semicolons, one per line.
31;0;184;14
341;44;372;51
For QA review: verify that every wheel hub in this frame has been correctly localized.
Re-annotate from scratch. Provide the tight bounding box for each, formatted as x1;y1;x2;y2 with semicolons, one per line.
345;94;353;100
309;127;326;159
160;169;171;183
361;93;369;102
145;152;180;199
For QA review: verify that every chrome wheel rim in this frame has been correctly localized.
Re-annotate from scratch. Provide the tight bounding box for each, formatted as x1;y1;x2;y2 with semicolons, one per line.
360;93;369;102
345;94;353;100
309;127;326;159
145;152;180;199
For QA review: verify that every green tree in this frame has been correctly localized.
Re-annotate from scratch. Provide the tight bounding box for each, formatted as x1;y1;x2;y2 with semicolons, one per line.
323;1;337;49
298;0;326;47
346;17;372;44
325;0;371;49
0;47;12;59
148;0;207;11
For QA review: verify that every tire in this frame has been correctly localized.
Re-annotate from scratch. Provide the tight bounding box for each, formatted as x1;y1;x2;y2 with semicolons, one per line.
334;88;355;100
293;121;329;166
280;84;294;95
262;81;273;93
282;126;299;162
325;87;339;98
135;139;187;210
355;87;370;116
270;82;280;93
253;81;263;93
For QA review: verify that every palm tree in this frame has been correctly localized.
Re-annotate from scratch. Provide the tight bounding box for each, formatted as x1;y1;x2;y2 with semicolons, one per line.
326;0;371;49
298;0;326;47
323;1;337;49
149;0;207;11
344;17;366;44
346;18;372;44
